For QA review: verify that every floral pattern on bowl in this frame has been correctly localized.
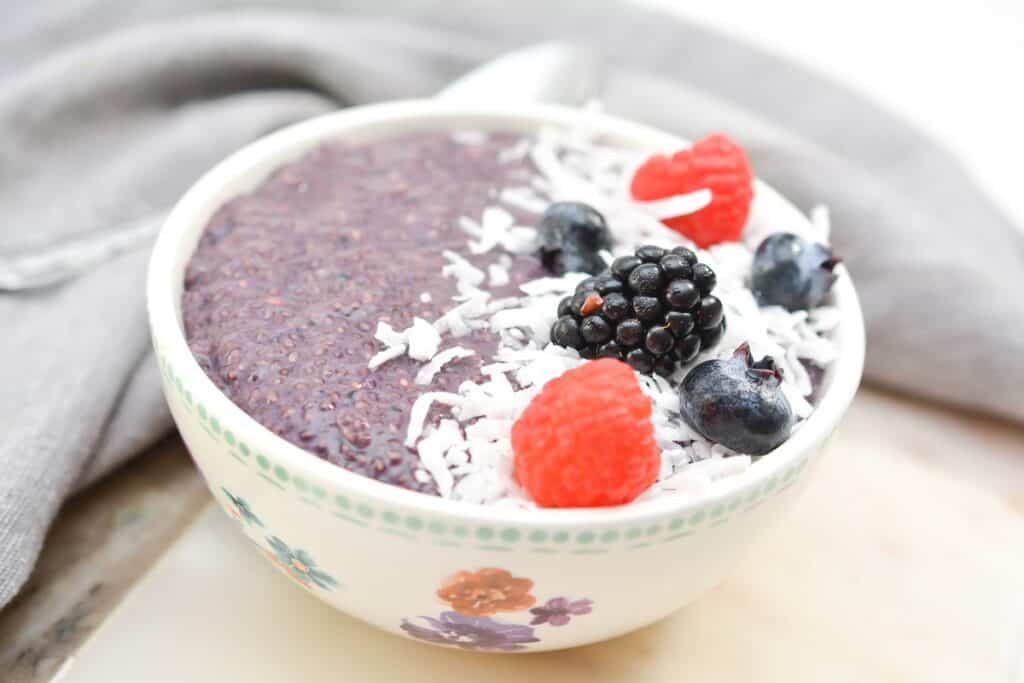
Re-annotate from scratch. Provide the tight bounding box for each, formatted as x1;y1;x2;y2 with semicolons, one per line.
437;567;536;616
402;566;592;651
263;536;338;591
400;612;540;651
222;487;262;527
529;597;593;626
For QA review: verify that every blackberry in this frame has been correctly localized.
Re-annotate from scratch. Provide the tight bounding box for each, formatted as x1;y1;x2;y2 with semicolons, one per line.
549;244;727;374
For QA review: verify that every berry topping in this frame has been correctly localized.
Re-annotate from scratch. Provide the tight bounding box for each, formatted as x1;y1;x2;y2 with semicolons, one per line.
627;263;664;295
697;296;724;329
557;296;573;318
580;316;613;345
550;244;726;374
678;343;794;455
610;255;642;280
676;333;702;363
665;311;695;337
595;276;624;295
625;348;655;374
511;359;660;507
538;202;612;275
551;316;582;348
629;133;753;248
579;292;604;316
751;232;839;311
663;279;700;310
601;293;630;321
671;246;698;265
635;245;667;263
615;319;644;347
658;253;693;280
692;263;717;296
631;296;663;324
644;326;675;356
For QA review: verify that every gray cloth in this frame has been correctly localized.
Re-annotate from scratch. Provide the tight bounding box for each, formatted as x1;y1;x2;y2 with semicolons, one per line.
2;1;1022;609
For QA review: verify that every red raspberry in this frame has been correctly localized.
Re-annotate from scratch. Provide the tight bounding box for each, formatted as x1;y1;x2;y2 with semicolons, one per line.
630;133;753;248
511;359;659;507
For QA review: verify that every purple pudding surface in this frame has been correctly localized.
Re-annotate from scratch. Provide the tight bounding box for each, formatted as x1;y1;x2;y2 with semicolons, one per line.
182;133;543;495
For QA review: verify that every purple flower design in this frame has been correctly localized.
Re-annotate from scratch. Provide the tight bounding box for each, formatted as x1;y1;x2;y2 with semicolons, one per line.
400;611;540;651
529;597;594;626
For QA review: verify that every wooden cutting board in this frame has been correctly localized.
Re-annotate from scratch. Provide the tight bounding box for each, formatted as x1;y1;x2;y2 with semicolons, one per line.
60;388;1023;682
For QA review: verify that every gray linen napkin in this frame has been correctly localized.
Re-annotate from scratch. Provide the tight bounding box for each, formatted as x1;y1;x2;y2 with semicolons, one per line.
2;1;1022;609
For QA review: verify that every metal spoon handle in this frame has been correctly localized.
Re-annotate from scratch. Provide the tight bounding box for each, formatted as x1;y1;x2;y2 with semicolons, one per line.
0;215;161;291
0;42;603;292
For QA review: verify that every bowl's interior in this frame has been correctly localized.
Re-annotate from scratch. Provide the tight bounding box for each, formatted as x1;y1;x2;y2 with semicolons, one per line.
148;99;865;525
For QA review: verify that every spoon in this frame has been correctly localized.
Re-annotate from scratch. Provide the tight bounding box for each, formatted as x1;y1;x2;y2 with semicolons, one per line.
0;42;603;292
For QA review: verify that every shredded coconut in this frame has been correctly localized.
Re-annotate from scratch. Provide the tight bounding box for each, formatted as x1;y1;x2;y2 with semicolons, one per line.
415;347;475;385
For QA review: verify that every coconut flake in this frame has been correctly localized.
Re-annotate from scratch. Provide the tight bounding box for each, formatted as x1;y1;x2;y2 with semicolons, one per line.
406;317;442;361
415;347;475;385
405;392;464;448
441;250;485;294
632;189;712;219
488;263;510;287
416;420;463;497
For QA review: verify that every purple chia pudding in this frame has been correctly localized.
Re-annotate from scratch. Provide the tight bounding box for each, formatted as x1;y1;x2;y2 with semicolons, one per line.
183;133;544;494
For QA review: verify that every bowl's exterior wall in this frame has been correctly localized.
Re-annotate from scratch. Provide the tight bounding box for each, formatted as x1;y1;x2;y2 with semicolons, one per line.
156;346;824;652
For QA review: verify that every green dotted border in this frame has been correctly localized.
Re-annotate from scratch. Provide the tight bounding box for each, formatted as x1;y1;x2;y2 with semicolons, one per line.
159;352;813;552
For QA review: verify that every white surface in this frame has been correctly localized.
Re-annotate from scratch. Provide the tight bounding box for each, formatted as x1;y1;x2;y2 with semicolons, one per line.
637;0;1024;228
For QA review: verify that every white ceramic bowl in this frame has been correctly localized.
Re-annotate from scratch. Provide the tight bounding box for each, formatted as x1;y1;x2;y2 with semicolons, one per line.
147;100;865;652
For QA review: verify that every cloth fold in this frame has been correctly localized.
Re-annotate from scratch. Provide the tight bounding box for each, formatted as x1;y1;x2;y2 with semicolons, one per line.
2;1;1021;609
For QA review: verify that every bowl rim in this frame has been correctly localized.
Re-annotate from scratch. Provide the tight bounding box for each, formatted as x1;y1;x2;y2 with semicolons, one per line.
147;98;865;528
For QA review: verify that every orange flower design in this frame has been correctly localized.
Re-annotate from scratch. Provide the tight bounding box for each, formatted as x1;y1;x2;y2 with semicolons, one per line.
437;568;536;616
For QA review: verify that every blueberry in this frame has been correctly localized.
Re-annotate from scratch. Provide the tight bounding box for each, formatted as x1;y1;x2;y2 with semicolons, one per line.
697;296;724;329
645;327;675;356
610;255;642;281
665;311;695;338
551;316;583;349
663;279;699;310
671;246;698;265
692;263;717;295
659;253;693;281
627;263;664;295
751;232;839;311
678;344;794;455
580;316;613;345
626;348;655;374
631;296;663;324
676;333;702;363
615;319;644;347
635;245;667;263
601;293;630;322
538;202;612;275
